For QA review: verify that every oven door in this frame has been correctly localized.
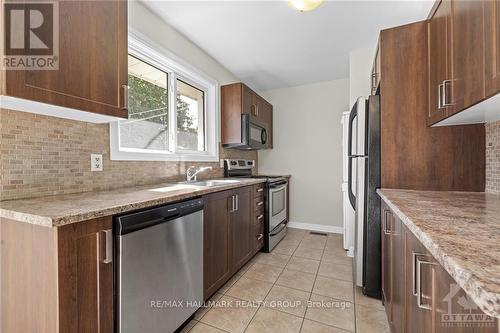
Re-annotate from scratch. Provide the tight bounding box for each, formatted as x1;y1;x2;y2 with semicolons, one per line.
268;181;288;231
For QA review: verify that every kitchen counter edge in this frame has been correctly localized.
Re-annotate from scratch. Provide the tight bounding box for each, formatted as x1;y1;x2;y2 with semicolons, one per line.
0;179;268;228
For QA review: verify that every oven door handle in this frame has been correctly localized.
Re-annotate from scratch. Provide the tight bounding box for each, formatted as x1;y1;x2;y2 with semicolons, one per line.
270;222;287;236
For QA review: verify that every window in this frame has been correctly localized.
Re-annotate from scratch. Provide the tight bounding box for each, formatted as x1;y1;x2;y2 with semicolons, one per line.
110;34;218;161
176;79;205;151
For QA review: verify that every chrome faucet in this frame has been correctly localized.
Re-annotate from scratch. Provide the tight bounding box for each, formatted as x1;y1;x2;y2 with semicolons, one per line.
186;166;213;182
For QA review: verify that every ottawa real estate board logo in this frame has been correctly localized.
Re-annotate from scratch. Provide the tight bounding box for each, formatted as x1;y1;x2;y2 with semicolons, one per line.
2;0;59;70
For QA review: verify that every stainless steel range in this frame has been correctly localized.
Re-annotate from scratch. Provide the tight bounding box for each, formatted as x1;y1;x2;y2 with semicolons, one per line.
224;159;288;252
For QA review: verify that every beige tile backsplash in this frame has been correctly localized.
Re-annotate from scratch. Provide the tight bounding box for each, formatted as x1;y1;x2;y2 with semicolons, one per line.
0;108;257;201
486;121;500;194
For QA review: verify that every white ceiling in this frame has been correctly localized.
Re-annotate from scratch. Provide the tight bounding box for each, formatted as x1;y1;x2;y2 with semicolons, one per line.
143;0;434;91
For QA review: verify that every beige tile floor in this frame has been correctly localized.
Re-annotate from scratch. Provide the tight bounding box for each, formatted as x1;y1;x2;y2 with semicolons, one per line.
181;228;390;333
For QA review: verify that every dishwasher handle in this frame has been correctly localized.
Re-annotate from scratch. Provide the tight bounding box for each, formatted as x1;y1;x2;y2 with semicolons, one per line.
115;198;204;235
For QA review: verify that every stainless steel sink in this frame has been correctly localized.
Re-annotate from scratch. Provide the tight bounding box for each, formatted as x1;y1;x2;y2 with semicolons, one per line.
177;179;241;187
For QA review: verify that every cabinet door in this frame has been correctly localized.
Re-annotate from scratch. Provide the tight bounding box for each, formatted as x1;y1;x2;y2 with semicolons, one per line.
428;0;452;124
58;217;113;333
391;215;404;333
203;190;232;300
6;0;128;118
485;0;500;98
449;0;485;115
381;204;392;321
405;228;433;333
433;264;499;333
230;186;253;272
242;84;254;115
261;101;273;148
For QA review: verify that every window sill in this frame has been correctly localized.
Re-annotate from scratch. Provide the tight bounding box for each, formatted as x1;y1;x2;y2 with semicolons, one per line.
109;149;219;162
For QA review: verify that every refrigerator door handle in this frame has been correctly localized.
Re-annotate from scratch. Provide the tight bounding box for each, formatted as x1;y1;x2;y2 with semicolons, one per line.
347;104;357;210
348;156;356;209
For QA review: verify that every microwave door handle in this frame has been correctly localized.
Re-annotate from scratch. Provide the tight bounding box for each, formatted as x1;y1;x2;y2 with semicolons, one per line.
261;128;267;145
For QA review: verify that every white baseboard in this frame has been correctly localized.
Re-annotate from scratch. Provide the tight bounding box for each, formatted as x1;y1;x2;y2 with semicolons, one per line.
287;221;343;234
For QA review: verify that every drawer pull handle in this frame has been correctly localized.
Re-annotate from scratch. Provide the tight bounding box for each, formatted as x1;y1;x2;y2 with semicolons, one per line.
257;188;264;192
257;234;263;241
257;201;264;206
257;214;264;221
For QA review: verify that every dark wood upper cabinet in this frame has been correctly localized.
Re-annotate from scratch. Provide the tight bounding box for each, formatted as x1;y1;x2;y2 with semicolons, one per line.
428;0;452;124
260;100;273;148
448;0;485;116
4;0;128;119
221;82;273;149
380;21;485;192
484;0;500;98
426;0;500;125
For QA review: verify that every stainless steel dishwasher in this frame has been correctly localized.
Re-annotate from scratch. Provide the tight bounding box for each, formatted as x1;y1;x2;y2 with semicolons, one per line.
115;198;204;333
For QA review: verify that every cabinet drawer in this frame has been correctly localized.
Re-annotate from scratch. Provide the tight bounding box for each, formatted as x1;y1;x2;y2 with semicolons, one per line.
254;184;265;197
255;211;265;226
254;223;264;252
254;197;265;211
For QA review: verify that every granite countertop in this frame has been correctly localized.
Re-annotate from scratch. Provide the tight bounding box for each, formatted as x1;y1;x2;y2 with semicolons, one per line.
0;178;267;228
377;189;500;318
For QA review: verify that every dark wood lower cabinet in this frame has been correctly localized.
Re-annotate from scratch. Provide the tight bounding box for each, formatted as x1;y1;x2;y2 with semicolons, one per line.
203;189;233;300
0;216;114;333
203;185;256;300
381;200;499;333
230;186;253;272
405;230;433;333
58;216;113;333
381;202;404;333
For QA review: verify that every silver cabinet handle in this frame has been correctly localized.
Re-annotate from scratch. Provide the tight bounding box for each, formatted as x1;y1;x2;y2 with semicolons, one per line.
416;257;434;311
257;214;264;221
121;85;129;109
412;251;425;296
229;195;235;213
257;188;264;193
437;83;443;109
232;195;236;212
100;229;113;264
235;194;239;212
383;210;392;235
257;201;264;207
442;80;453;107
257;234;263;241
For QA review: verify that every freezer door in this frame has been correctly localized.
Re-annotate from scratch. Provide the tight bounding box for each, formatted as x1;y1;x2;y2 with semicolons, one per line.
354;156;367;288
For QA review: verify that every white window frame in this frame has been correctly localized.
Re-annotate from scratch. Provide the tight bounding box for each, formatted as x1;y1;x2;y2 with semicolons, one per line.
110;32;219;162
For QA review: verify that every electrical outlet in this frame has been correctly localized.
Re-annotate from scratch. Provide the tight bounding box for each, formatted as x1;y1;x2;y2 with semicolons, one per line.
91;154;103;172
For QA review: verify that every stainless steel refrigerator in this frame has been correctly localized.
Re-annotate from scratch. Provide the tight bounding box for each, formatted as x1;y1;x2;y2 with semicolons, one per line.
347;94;381;299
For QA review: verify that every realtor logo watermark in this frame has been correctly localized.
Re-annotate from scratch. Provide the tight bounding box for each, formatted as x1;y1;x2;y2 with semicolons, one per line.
440;283;496;328
2;0;59;70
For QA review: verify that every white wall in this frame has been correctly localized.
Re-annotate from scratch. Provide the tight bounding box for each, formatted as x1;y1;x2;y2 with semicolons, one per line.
259;79;350;229
129;1;239;86
349;48;375;109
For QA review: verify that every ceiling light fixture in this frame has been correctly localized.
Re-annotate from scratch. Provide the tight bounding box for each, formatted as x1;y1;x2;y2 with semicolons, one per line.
289;0;324;12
